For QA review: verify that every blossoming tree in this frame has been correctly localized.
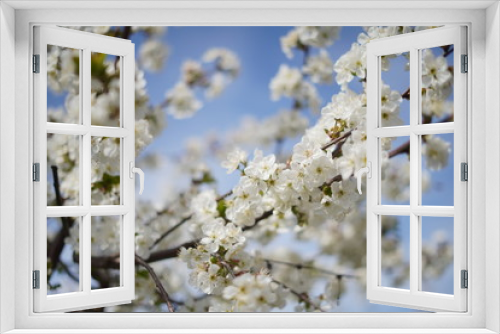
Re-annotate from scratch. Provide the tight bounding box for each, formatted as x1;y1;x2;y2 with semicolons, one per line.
46;26;454;312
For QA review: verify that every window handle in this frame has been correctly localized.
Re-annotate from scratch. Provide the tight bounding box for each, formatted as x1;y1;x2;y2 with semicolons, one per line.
355;162;371;195
129;161;144;195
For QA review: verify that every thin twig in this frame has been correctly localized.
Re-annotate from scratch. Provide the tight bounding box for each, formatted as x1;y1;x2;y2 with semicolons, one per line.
321;130;353;151
401;88;410;100
336;275;343;306
48;166;74;280
442;46;454;58
265;259;358;279
388;113;453;159
324;174;343;187
149;190;234;250
149;216;192;250
135;255;175;312
58;261;80;283
388;140;410;158
242;210;274;232
216;254;235;278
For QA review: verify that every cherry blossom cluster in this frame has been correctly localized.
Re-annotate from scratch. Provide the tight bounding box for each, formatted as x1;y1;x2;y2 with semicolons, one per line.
46;26;455;312
165;48;240;119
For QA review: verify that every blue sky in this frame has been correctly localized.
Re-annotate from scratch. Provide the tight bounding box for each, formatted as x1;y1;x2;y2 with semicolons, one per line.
48;26;455;312
128;26;456;312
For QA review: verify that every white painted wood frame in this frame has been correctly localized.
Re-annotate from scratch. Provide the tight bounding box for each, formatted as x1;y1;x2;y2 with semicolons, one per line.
32;26;136;312
1;2;497;333
366;26;467;312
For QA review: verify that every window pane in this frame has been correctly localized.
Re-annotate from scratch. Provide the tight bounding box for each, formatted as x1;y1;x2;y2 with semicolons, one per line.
381;136;410;205
420;45;454;124
421;133;454;206
47;45;80;124
380;215;410;290
47;217;81;295
91;137;121;205
47;134;80;206
380;52;409;127
91;52;121;127
91;216;121;290
421;216;454;294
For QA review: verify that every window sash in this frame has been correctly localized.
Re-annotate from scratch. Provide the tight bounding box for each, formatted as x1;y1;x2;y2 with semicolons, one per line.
7;6;490;331
33;25;136;313
366;26;468;312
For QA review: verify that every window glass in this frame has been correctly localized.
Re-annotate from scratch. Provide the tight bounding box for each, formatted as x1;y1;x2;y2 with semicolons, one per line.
47;45;80;124
47;217;81;294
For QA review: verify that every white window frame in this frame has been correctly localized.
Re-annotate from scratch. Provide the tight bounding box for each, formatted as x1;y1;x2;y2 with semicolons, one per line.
1;1;499;333
365;26;467;312
33;25;136;313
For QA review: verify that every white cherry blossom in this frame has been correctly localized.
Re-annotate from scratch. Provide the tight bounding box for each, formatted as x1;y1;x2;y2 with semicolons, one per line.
165;83;203;119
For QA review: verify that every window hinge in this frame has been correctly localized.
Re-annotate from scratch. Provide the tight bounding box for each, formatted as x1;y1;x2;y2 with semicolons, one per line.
33;54;40;73
33;163;40;182
461;162;468;181
461;54;468;73
33;270;40;289
461;270;468;289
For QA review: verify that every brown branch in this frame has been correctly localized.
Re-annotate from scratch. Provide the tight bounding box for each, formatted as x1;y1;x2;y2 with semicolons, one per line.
388;140;410;158
336;275;343;306
91;209;274;270
148;240;199;263
149;216;192;250
321;130;353;151
89;114;457;269
91;112;450;270
396;43;454;101
401;88;410;100
331;136;348;159
442;45;454;58
58;261;79;283
242;210;274;232
387;114;454;159
135;255;175;312
325;174;343;187
265;259;357;279
149;190;234;250
47;166;74;280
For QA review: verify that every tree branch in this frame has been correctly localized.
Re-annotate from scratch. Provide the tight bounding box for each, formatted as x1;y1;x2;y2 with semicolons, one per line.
149;216;192;250
387;114;453;159
47;166;74;280
388;140;410;158
90;209;276;269
442;45;454;58
89;112;455;270
135;255;175;312
242;210;274;232
149;190;234;250
265;259;357;279
321;130;353;151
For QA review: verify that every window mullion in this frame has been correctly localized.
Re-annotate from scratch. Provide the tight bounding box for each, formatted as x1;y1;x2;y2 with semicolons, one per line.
409;47;420;294
90;126;129;138
46;122;88;136
90;205;129;216
82;47;92;294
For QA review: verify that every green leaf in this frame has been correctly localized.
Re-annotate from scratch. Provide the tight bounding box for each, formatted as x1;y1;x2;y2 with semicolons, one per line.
217;200;227;218
92;173;120;193
136;269;149;280
322;185;333;197
201;171;215;184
